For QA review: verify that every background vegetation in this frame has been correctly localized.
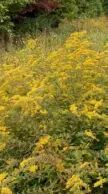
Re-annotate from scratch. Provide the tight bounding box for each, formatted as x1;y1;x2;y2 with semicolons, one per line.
0;0;108;37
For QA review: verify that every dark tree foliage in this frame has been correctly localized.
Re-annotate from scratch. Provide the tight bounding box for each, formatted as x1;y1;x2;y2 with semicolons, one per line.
0;0;107;48
11;0;61;24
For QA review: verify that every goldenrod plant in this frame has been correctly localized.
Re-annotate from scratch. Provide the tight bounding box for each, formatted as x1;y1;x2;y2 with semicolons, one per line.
0;29;108;193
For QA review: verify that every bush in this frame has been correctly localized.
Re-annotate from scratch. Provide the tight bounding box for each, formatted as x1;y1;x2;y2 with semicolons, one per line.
60;0;104;19
0;0;30;32
0;31;108;193
0;0;105;39
11;0;105;36
103;0;108;14
13;13;61;36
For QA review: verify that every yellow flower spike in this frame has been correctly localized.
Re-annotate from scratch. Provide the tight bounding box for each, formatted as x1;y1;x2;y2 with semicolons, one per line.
20;157;35;168
40;109;48;115
27;39;37;48
86;111;101;119
94;177;108;188
0;172;8;183
0;127;7;132
1;187;12;194
70;104;78;115
66;174;89;192
85;130;98;141
0;106;5;111
28;165;38;173
89;99;103;110
79;162;89;169
36;136;51;148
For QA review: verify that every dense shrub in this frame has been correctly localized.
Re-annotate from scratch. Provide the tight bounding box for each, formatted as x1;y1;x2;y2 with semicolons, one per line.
0;0;105;38
0;0;60;32
13;0;105;35
0;31;108;193
103;0;108;14
59;0;104;20
0;0;30;32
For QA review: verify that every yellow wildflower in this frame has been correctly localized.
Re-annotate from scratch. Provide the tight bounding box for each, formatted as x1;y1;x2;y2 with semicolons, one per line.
86;111;101;119
79;162;89;169
1;187;12;194
70;104;78;115
0;172;7;183
85;130;98;141
0;106;5;111
36;136;51;147
0;127;7;132
40;109;48;115
28;165;38;173
27;39;36;48
66;174;89;192
94;177;108;188
20;157;35;168
89;99;103;110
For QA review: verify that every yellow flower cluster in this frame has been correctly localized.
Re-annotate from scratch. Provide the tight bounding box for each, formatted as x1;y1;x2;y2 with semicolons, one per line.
1;187;12;194
66;174;90;193
94;176;108;188
28;165;38;173
20;157;36;168
0;173;7;183
36;136;51;148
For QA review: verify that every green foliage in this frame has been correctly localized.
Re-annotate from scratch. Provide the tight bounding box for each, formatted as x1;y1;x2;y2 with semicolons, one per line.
0;0;30;34
0;0;106;38
76;0;104;17
13;13;61;36
12;0;105;36
59;0;78;19
60;0;104;19
103;0;108;13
